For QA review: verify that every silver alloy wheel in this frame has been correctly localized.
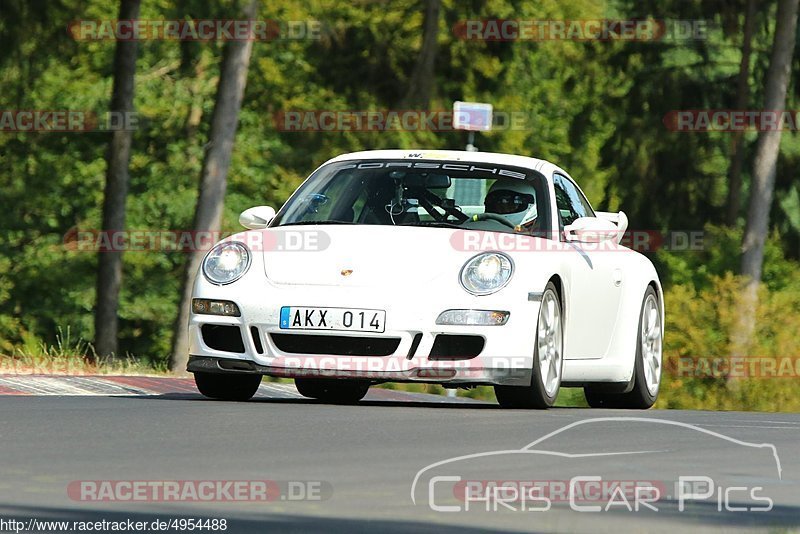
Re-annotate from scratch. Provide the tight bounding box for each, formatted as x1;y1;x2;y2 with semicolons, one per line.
537;288;562;397
641;293;662;396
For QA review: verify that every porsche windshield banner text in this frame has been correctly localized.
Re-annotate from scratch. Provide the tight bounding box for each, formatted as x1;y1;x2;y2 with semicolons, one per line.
336;160;529;180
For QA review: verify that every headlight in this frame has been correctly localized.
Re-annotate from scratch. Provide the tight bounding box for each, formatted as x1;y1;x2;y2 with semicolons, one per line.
202;242;251;285
459;252;513;295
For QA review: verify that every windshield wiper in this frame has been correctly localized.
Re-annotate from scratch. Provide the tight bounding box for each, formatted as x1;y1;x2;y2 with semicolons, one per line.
276;220;357;227
401;221;463;229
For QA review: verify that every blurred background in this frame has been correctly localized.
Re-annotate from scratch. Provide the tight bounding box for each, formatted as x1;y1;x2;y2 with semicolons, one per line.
1;0;799;410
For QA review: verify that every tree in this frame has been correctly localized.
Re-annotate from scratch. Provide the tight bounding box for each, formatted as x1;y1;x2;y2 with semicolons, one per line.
735;0;799;349
400;0;441;108
169;0;258;373
725;0;757;226
94;0;141;360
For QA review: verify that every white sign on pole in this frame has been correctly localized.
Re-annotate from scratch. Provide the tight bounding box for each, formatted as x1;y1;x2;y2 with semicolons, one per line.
453;101;493;131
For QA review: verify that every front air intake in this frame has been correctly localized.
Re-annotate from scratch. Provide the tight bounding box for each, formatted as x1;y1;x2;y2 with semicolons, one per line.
270;334;400;357
201;324;246;353
428;334;485;360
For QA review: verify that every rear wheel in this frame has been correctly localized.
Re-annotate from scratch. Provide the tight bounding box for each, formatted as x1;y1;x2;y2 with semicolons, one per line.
585;286;662;409
495;281;563;409
194;372;262;401
295;378;370;404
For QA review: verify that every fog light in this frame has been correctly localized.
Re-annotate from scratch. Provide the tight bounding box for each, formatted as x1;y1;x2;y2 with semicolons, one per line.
192;299;241;317
436;309;509;326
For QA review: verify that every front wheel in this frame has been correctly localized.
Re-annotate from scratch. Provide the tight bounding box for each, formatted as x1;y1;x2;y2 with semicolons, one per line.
295;378;370;404
495;281;563;409
194;372;262;401
585;286;662;409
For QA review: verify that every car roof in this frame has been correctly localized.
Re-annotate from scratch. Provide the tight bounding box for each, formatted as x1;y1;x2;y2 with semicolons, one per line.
322;149;566;181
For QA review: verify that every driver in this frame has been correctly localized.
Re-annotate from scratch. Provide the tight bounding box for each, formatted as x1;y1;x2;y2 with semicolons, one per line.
484;179;538;231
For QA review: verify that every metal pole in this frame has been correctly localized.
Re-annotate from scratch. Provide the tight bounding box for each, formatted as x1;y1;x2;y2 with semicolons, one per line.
466;131;477;152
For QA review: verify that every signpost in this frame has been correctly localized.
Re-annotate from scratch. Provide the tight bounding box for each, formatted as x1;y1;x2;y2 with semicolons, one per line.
453;101;493;152
450;101;494;397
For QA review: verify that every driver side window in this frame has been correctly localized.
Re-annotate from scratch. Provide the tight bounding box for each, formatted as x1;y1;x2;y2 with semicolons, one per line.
553;173;594;229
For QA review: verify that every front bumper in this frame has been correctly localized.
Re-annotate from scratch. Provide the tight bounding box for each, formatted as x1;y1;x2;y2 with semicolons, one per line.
187;300;538;386
187;355;532;386
188;284;538;387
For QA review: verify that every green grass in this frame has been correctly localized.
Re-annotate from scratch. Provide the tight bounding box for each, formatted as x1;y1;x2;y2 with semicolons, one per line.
2;326;167;376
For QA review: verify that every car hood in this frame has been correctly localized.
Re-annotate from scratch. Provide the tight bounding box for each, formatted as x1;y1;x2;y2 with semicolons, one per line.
260;225;468;287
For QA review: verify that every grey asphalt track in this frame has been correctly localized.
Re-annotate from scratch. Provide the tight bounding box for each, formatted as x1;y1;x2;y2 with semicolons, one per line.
0;390;798;533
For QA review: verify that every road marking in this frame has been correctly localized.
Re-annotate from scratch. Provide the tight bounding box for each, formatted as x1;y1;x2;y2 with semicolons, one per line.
724;419;800;425
695;423;800;430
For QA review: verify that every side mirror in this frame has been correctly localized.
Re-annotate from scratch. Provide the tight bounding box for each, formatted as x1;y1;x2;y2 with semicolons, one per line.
239;206;276;230
595;211;628;244
564;216;620;243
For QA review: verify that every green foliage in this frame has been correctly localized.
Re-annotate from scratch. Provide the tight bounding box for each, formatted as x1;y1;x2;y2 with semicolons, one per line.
657;272;800;411
655;225;800;291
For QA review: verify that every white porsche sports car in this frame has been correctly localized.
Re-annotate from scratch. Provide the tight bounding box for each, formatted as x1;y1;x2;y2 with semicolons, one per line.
187;149;663;409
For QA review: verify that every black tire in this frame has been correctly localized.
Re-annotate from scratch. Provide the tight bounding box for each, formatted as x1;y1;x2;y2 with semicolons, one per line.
585;286;661;409
194;372;262;401
495;281;563;409
295;378;370;404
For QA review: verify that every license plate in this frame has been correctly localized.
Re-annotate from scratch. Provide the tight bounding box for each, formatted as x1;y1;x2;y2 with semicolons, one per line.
279;306;386;333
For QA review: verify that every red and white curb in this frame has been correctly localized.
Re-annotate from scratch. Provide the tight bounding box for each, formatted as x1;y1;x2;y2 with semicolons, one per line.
0;375;479;403
0;375;230;397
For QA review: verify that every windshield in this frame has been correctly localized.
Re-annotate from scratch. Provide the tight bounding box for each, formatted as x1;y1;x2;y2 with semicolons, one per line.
272;159;551;235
